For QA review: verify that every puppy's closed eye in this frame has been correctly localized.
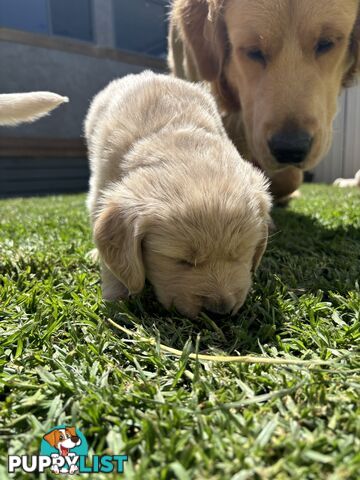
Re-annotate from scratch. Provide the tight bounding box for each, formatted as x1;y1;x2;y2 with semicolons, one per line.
177;259;195;267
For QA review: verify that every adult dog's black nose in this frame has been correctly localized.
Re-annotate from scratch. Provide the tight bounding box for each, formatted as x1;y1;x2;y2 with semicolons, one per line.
268;130;313;165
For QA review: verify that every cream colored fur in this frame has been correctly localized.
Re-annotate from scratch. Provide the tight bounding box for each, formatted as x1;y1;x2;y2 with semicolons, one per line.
0;91;68;126
85;71;271;318
333;169;360;187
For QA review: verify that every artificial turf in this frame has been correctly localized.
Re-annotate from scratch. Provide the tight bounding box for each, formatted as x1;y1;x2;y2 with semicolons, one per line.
0;184;359;479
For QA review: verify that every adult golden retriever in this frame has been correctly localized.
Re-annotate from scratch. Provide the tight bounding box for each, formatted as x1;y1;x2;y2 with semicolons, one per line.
85;71;271;318
169;0;360;200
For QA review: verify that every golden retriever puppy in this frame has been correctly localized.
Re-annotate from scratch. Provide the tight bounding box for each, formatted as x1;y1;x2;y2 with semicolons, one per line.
85;71;271;318
169;0;360;200
333;169;360;187
0;91;68;125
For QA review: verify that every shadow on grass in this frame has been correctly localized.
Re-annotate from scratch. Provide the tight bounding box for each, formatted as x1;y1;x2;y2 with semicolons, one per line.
267;207;360;293
102;206;360;356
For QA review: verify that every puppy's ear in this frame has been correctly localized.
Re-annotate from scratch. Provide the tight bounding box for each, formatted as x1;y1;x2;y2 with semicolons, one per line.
94;201;146;295
43;430;59;447
343;8;360;86
175;0;239;111
251;224;268;273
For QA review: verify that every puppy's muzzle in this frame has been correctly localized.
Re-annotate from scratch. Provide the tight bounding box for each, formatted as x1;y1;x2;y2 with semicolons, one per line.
268;130;313;166
202;296;235;315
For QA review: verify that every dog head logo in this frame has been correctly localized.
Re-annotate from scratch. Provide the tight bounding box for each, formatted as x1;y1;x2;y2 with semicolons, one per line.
8;424;127;474
43;426;81;456
40;425;88;475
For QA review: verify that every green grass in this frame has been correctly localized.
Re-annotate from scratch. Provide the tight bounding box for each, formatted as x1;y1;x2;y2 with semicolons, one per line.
0;184;360;479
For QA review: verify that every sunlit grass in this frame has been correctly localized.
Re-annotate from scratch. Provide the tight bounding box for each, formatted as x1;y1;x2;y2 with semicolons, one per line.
1;184;359;479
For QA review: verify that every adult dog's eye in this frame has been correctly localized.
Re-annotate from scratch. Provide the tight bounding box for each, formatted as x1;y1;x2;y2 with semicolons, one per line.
246;48;267;66
315;39;335;56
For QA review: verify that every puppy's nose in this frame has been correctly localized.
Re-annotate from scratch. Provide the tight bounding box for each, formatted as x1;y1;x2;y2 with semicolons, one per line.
203;297;233;315
268;130;313;165
71;436;80;443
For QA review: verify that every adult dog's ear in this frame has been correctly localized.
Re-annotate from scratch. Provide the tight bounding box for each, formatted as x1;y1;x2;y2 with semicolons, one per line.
343;7;360;86
94;201;146;295
173;0;239;110
175;0;225;80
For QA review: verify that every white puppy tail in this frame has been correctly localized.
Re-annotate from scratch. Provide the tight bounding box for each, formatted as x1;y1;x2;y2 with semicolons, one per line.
0;92;69;126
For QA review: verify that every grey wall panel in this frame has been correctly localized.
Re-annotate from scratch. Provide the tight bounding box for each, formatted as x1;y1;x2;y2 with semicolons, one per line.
343;84;360;179
0;156;89;197
93;0;114;47
313;93;346;184
0;41;146;138
313;86;360;183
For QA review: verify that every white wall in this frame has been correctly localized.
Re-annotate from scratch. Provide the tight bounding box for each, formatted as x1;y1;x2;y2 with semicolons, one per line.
313;86;360;183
